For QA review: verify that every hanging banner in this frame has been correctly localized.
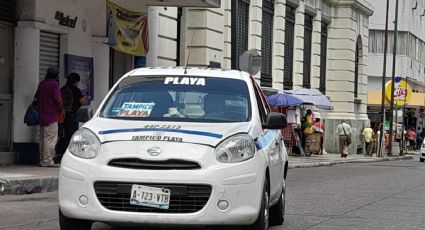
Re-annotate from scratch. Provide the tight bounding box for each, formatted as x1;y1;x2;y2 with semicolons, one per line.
385;78;412;106
107;1;149;56
64;54;94;101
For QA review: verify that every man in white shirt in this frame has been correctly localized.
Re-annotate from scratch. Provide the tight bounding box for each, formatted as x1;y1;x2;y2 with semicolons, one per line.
336;120;352;157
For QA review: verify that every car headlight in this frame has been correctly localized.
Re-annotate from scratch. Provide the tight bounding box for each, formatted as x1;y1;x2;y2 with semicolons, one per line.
68;128;101;159
215;134;255;163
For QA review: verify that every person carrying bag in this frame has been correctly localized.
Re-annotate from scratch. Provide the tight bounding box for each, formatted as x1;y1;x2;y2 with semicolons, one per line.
336;120;352;158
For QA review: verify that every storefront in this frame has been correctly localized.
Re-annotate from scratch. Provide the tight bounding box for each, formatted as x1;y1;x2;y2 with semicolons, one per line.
367;78;425;131
0;1;16;159
6;0;221;165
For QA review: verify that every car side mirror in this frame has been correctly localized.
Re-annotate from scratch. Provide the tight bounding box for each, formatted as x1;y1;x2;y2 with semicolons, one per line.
263;112;287;129
76;107;93;123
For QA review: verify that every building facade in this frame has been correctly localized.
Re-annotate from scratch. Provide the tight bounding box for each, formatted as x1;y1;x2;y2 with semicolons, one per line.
367;0;425;131
1;0;373;164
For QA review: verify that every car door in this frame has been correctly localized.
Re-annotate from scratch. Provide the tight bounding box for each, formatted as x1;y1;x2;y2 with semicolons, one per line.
251;78;284;200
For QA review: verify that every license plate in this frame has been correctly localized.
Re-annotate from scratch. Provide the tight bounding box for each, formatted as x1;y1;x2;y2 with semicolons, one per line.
130;185;171;209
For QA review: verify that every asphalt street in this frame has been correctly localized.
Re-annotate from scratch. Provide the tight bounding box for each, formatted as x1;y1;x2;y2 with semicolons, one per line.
1;158;425;230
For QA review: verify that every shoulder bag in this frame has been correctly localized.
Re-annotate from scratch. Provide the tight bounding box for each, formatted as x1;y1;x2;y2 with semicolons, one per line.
342;125;352;145
24;94;39;126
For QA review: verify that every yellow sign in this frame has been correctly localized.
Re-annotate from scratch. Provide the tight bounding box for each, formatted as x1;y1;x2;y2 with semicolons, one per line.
108;1;149;56
385;79;412;105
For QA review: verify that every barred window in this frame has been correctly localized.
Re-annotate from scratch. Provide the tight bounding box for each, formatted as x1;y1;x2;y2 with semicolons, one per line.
0;0;15;23
319;22;328;94
354;39;360;98
231;0;250;69
284;6;295;90
303;14;313;89
261;0;274;87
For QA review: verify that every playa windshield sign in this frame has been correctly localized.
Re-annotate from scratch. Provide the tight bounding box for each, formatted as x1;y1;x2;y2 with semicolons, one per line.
385;77;412;105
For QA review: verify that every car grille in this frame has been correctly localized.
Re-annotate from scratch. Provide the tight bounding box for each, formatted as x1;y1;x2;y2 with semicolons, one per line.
108;158;201;170
94;182;212;213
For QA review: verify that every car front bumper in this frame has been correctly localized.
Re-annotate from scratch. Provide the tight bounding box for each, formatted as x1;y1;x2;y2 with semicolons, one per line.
58;149;266;226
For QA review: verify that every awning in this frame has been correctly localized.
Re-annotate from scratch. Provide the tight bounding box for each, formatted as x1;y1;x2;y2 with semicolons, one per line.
368;91;425;107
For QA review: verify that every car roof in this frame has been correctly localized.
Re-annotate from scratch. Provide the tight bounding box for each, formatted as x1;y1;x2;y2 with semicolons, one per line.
128;67;250;81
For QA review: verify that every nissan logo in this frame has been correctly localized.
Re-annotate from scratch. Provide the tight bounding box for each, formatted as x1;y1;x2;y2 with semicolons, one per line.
147;147;162;156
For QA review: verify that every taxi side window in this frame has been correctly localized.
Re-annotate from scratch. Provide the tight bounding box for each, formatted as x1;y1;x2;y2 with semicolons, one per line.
250;77;269;124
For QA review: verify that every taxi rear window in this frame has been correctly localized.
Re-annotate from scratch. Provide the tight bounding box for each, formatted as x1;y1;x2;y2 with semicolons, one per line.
100;75;251;122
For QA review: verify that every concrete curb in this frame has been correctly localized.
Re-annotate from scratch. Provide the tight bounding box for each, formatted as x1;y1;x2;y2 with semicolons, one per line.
0;176;58;195
0;156;414;195
288;156;414;169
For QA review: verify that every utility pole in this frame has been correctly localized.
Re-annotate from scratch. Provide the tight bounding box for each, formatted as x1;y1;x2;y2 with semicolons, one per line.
388;0;399;156
379;0;390;158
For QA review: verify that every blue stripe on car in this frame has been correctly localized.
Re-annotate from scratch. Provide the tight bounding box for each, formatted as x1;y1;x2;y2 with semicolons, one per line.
255;130;278;150
98;128;223;139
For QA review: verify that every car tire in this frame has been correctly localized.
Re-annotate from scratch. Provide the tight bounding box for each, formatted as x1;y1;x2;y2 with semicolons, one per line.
420;158;424;162
269;185;285;225
243;179;269;230
59;210;92;230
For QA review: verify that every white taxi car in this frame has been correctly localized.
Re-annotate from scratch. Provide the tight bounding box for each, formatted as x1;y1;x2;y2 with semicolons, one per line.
421;139;425;162
59;67;288;230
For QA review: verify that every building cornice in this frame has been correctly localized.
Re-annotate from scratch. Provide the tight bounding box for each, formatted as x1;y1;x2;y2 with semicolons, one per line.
328;0;374;17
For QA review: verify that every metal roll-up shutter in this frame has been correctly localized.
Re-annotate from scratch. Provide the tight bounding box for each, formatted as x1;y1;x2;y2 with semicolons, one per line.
39;31;60;82
303;14;313;89
284;6;295;90
261;0;274;87
0;0;15;23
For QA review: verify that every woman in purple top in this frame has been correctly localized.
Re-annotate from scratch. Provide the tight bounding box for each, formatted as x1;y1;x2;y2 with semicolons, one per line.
35;66;63;167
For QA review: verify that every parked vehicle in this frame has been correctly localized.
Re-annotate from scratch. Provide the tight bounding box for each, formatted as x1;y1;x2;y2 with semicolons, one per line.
420;139;425;162
58;67;288;230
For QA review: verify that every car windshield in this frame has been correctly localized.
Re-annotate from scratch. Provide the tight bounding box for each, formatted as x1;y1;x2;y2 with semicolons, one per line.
100;75;251;122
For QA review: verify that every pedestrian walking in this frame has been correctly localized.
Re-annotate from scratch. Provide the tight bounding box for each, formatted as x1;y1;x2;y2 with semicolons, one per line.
406;127;416;151
56;73;88;162
35;66;63;167
336;120;352;158
362;125;374;156
416;127;423;150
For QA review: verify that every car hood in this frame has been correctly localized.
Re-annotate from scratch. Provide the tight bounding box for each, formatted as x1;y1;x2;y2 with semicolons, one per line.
84;118;252;147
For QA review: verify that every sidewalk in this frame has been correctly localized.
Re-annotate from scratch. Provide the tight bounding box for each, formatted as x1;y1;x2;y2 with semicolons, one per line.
0;153;416;195
288;152;415;169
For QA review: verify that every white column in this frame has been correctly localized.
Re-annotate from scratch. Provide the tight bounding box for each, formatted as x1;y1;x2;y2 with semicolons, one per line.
183;5;225;67
223;0;232;69
292;1;305;89
92;37;110;112
147;7;160;67
13;26;40;143
272;0;286;91
311;10;321;89
157;7;178;66
249;0;262;82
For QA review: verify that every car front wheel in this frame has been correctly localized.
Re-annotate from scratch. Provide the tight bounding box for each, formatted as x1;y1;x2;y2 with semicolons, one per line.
59;210;92;230
243;179;269;230
269;185;285;225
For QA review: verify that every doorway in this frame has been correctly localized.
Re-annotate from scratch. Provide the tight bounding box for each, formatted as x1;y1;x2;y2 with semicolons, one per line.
0;25;13;151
